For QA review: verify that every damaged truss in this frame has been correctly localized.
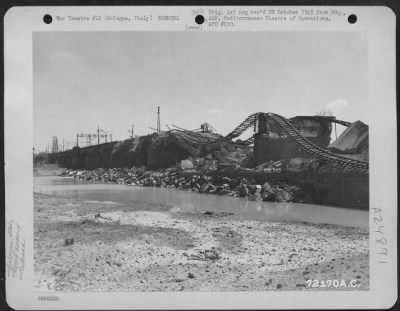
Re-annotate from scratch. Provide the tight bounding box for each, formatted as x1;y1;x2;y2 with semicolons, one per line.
162;112;368;173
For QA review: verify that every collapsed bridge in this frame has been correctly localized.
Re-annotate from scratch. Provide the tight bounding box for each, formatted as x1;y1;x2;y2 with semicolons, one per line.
168;113;368;174
48;112;368;174
45;112;369;209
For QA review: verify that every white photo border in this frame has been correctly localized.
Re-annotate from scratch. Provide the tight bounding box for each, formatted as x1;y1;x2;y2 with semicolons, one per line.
4;6;397;310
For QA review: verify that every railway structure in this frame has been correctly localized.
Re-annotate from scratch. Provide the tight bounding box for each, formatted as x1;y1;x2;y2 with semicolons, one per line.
170;112;368;173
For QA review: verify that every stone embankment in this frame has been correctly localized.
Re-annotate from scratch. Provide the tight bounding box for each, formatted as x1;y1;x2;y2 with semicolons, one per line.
60;167;302;203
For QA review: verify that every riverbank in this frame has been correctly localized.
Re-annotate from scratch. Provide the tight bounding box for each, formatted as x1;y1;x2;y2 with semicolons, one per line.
34;192;369;291
60;167;307;203
34;163;66;177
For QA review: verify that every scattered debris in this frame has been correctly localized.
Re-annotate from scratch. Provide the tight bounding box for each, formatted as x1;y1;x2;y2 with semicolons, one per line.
183;249;221;262
201;211;234;218
64;239;74;246
328;121;369;155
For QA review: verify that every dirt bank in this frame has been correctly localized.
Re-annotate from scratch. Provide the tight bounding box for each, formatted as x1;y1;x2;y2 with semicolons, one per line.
34;163;66;177
34;193;369;291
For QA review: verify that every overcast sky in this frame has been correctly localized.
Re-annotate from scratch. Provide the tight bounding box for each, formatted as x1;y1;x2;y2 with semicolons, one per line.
33;31;368;151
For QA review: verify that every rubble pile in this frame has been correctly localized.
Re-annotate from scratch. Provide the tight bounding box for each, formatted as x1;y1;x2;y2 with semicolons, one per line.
178;155;320;174
204;142;252;166
171;142;253;172
60;168;302;203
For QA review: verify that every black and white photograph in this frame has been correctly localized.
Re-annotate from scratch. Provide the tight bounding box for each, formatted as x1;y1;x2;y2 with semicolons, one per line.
4;6;397;310
33;30;370;292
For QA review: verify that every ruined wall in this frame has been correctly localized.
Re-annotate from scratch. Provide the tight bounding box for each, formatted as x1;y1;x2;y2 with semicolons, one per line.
147;142;190;169
202;170;369;210
51;133;198;170
50;138;146;170
109;139;145;168
146;133;200;169
254;117;332;164
328;121;369;154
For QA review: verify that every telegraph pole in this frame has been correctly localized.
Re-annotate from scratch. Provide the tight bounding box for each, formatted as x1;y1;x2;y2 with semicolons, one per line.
97;125;100;145
157;106;161;133
76;134;79;147
128;124;134;138
62;139;64;151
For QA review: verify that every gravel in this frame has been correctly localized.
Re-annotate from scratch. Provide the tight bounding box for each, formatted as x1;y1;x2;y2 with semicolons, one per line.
34;193;369;292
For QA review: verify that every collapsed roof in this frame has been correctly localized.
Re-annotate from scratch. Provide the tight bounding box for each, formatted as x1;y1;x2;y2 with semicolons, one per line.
328;121;369;154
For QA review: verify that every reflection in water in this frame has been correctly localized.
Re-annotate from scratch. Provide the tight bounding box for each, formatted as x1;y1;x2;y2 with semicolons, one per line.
34;176;368;229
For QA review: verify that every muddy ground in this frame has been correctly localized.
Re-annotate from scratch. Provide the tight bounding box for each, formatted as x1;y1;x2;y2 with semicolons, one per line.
34;193;369;292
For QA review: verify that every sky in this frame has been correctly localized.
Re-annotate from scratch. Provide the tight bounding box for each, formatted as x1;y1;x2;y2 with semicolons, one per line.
33;31;368;152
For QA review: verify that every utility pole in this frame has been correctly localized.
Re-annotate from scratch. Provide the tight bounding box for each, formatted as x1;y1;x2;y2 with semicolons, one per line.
76;134;79;147
62;139;64;151
157;106;161;133
97;125;100;145
129;124;134;138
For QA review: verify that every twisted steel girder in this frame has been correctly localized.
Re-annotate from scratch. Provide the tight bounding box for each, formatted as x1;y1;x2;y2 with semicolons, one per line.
172;112;368;173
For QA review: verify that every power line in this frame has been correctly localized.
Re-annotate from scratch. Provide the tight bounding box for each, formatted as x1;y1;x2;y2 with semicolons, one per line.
76;126;112;147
